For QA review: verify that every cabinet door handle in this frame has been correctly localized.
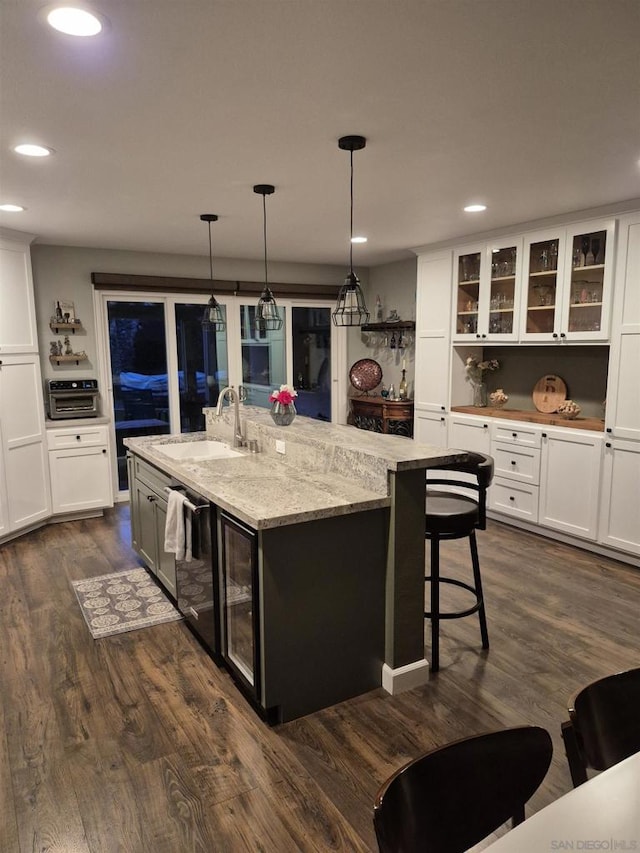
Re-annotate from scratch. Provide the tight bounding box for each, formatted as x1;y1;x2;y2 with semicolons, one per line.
483;424;488;429
511;460;516;465
102;448;107;454
76;435;81;440
542;432;547;438
560;332;566;339
509;495;515;501
552;333;558;339
605;442;612;448
440;417;445;422
147;494;156;502
512;432;517;437
606;428;612;433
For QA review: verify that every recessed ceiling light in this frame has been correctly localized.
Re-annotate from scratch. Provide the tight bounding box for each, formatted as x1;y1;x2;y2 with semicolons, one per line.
351;236;368;244
14;143;54;157
0;204;26;212
464;204;487;213
46;6;103;36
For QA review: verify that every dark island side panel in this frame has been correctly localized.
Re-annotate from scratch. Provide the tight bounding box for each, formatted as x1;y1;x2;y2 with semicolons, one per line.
260;508;388;722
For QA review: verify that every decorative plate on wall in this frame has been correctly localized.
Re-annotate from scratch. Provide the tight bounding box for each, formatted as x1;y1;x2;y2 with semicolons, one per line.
349;358;383;393
532;374;567;413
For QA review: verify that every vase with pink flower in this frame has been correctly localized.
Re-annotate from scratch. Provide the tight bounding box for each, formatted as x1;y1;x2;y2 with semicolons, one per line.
269;384;298;426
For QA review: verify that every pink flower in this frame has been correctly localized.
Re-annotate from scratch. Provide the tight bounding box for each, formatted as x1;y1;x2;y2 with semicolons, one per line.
269;384;298;406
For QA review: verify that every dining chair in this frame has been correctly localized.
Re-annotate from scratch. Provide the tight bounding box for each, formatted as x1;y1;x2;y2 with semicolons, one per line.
425;451;494;672
561;665;640;787
373;726;553;853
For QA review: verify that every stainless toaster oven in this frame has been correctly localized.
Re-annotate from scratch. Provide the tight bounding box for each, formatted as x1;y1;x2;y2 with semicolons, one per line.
47;379;100;419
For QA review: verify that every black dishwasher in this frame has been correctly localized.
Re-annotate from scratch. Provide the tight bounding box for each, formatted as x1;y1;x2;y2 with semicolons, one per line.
172;487;221;660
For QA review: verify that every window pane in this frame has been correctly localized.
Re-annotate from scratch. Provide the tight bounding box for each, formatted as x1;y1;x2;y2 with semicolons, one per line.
175;303;229;432
239;304;286;408
108;300;170;490
292;307;331;421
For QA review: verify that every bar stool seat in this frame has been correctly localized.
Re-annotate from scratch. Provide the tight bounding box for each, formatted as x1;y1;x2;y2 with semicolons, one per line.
425;452;494;672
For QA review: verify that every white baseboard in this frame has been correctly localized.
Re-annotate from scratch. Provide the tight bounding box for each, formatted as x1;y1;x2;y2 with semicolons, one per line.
382;659;430;695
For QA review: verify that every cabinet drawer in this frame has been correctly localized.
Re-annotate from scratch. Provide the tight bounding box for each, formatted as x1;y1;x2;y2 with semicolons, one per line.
132;454;173;495
492;444;541;485
489;478;539;522
47;424;108;450
492;423;541;448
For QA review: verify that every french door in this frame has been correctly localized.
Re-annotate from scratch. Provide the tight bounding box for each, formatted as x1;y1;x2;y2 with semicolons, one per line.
94;290;343;495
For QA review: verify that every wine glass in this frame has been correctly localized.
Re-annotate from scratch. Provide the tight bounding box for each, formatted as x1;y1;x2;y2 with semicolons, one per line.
581;236;591;266
590;238;601;266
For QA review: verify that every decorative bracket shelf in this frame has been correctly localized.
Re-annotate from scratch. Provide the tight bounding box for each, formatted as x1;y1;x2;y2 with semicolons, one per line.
361;321;415;332
49;353;88;365
49;321;83;334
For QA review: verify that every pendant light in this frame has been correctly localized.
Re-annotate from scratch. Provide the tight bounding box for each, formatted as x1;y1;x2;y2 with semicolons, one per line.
200;214;226;331
254;184;283;332
332;135;370;327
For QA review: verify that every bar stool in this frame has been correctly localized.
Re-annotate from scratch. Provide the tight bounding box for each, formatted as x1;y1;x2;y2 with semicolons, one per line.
425;451;494;672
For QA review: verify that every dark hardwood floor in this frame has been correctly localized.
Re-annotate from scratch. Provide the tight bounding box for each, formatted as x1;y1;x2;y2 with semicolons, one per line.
1;505;639;852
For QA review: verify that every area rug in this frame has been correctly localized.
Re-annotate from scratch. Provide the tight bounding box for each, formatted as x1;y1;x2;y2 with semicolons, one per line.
72;568;183;639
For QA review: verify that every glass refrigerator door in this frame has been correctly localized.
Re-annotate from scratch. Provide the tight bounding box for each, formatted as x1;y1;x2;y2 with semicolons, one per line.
220;513;259;694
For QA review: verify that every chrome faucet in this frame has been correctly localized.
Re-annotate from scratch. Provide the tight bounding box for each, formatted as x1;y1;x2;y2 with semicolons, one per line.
216;386;245;447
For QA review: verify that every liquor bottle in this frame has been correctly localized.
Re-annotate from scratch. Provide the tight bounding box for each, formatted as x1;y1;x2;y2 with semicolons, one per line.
399;369;408;400
390;331;397;349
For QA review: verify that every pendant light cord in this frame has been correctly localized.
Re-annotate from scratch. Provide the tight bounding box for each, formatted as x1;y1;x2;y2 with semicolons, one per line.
262;192;269;291
349;148;354;274
207;221;214;282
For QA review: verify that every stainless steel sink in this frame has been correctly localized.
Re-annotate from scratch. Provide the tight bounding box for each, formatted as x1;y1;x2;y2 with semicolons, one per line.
156;440;243;461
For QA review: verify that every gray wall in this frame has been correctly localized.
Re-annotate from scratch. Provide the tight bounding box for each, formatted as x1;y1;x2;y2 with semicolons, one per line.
346;257;417;397
31;244;359;382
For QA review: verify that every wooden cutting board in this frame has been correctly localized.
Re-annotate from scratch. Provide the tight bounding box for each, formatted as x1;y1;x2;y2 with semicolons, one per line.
532;374;567;413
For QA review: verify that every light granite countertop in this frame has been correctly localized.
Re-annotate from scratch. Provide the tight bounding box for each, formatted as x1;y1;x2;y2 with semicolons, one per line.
125;407;464;530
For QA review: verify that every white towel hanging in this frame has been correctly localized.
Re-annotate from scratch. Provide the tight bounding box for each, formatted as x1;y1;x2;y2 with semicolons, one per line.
164;490;188;560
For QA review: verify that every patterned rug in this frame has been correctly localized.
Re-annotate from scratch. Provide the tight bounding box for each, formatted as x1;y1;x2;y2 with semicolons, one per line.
72;568;183;639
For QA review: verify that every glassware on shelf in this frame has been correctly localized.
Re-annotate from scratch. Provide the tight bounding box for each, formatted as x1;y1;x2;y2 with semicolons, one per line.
590;238;600;266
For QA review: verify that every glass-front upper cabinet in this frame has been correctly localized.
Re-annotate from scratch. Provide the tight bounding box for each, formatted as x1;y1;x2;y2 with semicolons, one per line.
521;219;615;342
454;239;521;342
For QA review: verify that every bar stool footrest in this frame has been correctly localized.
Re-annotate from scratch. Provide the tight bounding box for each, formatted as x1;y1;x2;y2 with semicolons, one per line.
425;576;483;620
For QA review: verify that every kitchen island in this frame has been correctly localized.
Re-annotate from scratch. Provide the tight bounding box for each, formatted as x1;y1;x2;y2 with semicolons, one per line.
125;405;464;721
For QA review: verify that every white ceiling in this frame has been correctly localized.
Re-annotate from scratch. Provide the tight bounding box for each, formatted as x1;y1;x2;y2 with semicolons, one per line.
1;0;639;268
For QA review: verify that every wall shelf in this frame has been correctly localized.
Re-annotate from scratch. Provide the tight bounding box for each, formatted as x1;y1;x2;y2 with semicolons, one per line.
49;353;88;365
361;321;415;332
49;321;83;334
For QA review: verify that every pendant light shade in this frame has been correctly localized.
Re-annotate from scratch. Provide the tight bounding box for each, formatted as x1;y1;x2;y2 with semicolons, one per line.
254;184;283;332
200;214;226;331
332;135;370;327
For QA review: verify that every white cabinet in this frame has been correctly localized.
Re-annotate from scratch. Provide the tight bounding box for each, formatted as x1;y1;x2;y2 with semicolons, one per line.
605;213;640;442
598;439;640;556
539;428;603;540
448;414;491;454
489;422;542;523
453;238;522;343
414;410;447;448
520;219;615;343
47;424;113;515
414;250;452;413
0;354;51;533
0;233;38;354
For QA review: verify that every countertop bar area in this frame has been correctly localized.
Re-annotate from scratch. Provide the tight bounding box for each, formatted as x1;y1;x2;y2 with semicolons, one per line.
125;405;466;703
